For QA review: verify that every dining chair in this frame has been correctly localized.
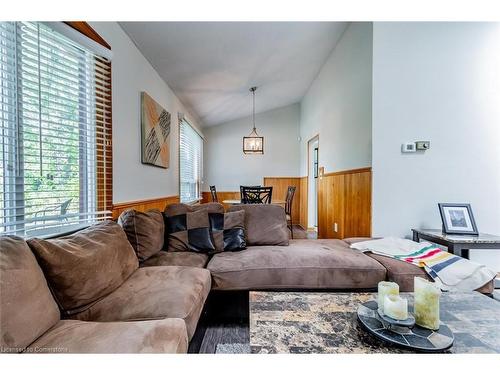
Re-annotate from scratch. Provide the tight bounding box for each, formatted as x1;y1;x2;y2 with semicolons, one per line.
285;186;296;239
241;186;272;204
209;185;218;202
239;185;261;202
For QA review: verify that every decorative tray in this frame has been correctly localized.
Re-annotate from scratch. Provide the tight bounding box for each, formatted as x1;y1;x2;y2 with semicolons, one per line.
357;300;454;352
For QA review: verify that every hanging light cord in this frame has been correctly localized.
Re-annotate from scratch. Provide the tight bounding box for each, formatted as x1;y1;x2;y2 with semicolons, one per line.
252;88;256;131
250;86;257;134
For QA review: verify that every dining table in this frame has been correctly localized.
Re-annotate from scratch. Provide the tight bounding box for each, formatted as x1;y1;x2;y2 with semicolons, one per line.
222;199;286;205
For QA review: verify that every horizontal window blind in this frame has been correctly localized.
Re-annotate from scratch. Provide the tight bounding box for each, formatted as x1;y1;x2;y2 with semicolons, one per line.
0;22;112;238
179;120;203;203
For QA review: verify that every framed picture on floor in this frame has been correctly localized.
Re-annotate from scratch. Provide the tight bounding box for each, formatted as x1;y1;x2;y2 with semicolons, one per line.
438;203;478;235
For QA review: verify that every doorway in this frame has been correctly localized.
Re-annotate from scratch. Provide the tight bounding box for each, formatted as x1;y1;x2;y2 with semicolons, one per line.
307;135;319;230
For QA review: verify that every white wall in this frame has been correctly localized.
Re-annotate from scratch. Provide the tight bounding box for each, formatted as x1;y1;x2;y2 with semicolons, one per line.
299;22;373;175
203;104;300;191
90;22;203;203
372;22;500;271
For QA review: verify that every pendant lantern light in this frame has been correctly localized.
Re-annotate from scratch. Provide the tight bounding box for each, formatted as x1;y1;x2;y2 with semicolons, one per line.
243;86;264;154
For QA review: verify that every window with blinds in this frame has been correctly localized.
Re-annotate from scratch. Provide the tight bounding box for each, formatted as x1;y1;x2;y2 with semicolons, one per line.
179;120;203;204
0;22;112;238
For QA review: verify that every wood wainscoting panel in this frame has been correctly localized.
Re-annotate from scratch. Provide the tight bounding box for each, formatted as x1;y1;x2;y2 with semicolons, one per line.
201;191;240;211
344;171;372;238
317;167;371;239
112;195;179;219
299;176;308;229
263;177;302;224
318;173;345;239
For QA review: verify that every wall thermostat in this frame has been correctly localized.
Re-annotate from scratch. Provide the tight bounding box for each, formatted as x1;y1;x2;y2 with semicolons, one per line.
416;141;431;150
401;142;416;153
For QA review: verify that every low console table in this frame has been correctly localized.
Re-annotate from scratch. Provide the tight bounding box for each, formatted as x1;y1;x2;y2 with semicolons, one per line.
412;228;500;260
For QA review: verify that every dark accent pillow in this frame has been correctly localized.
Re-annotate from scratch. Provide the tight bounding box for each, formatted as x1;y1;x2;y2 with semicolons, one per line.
164;209;216;253
209;210;246;252
163;202;224;250
118;209;164;262
164;202;224;217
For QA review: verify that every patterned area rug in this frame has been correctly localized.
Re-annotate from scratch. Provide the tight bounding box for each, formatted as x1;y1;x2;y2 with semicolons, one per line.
215;343;251;354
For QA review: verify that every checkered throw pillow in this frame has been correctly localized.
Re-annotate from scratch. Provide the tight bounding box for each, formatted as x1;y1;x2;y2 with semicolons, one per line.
164;209;215;253
209;210;246;252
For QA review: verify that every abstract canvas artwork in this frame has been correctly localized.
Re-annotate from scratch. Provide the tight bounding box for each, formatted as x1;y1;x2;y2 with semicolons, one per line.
141;92;171;168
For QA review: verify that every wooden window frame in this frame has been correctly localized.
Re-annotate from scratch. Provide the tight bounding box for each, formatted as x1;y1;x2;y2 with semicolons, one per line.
65;22;113;214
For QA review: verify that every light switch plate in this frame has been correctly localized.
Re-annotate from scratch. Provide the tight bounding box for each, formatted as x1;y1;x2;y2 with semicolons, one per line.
401;142;416;153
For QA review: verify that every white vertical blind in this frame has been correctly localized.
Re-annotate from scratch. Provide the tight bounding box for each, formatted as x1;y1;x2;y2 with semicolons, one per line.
179;119;203;203
0;22;112;237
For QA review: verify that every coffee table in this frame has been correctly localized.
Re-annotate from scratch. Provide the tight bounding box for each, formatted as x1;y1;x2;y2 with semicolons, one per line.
249;291;500;353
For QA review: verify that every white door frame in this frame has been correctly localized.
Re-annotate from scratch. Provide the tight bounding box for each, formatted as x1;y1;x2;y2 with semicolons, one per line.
307;135;319;230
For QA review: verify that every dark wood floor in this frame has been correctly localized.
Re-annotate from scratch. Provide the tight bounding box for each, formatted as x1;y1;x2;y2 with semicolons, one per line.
196;324;249;353
189;291;250;353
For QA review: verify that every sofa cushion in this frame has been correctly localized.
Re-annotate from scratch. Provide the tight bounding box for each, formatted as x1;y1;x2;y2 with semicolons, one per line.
27;319;188;353
165;209;216;253
207;239;386;290
27;221;139;315
227;204;288;246
118;209;164;261
140;251;208;268
209;210;246;252
70;266;211;340
0;236;60;352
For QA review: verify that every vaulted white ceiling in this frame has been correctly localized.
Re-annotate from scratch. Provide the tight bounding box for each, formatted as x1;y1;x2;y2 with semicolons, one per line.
120;22;348;127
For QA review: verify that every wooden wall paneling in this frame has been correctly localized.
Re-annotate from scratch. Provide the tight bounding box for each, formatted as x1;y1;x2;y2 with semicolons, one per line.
317;174;328;238
112;195;179;219
299;176;308;229
263;177;301;224
331;174;346;239
344;171;372;238
201;191;240;211
316;167;371;239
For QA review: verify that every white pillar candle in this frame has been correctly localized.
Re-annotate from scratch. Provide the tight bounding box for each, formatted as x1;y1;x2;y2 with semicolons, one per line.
414;277;441;330
377;281;399;314
383;294;408;320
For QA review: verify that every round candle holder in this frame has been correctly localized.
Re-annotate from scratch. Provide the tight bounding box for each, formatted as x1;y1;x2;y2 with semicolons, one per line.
377;308;416;329
358;300;454;353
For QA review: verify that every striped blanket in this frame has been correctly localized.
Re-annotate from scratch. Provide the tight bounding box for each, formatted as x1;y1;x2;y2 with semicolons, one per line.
351;237;496;291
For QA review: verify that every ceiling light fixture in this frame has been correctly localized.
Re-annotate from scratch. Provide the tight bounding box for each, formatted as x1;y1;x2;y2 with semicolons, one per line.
243;86;264;154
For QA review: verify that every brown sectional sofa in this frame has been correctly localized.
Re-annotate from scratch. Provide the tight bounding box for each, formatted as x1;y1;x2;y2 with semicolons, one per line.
140;251;209;268
0;236;189;353
0;223;211;353
1;202;493;354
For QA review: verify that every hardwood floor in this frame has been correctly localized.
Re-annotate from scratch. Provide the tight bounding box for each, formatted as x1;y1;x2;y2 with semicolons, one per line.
189;291;249;354
197;324;249;353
